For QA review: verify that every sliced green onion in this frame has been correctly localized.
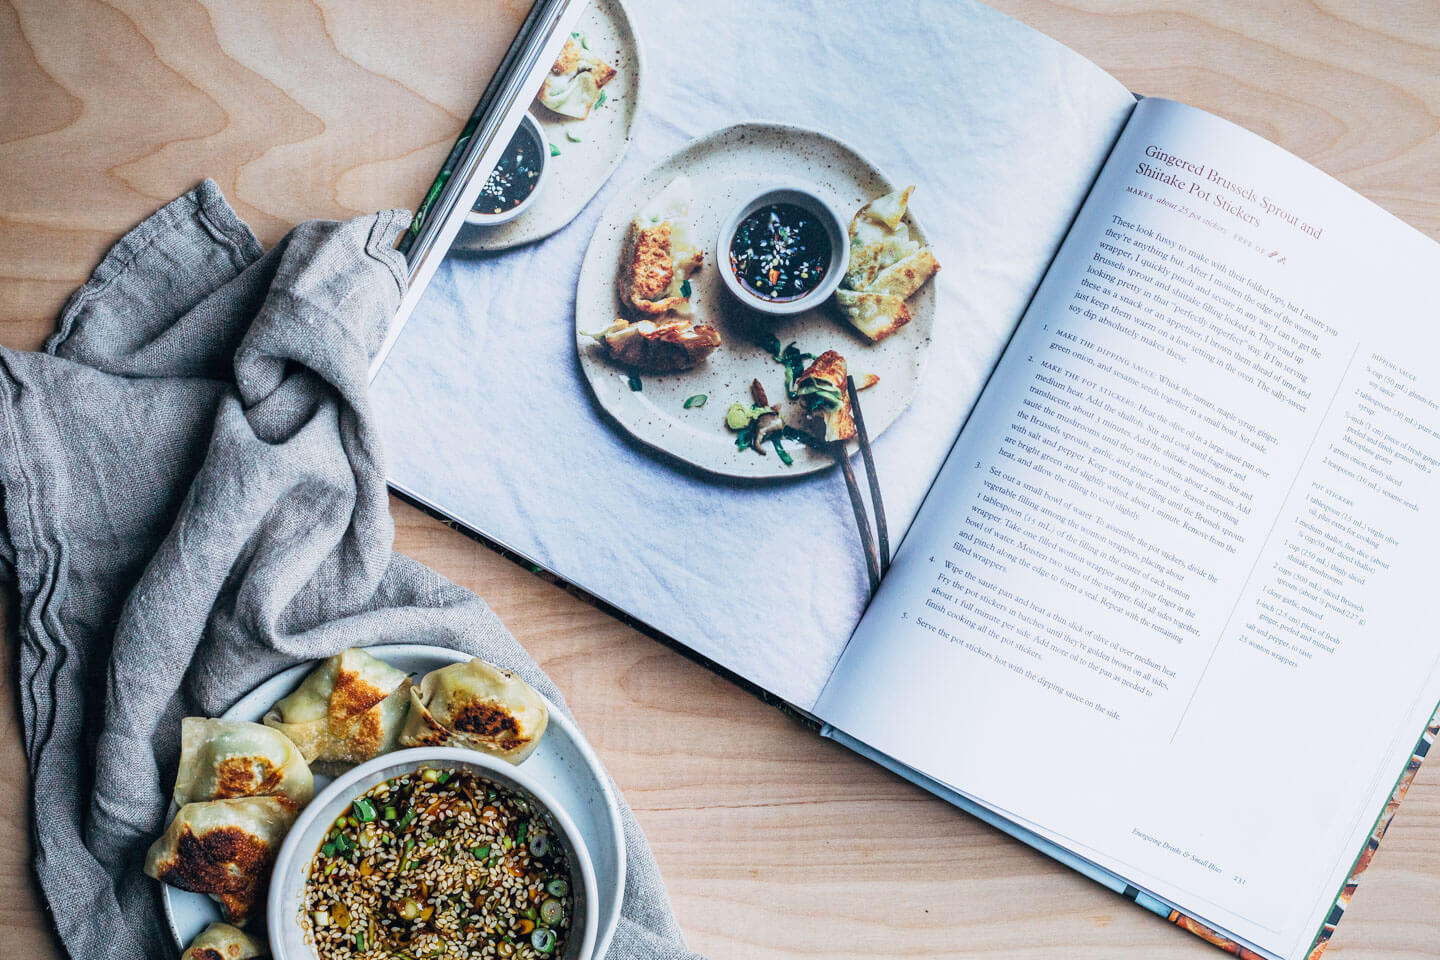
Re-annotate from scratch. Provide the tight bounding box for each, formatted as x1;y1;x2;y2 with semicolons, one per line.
565;130;582;143
531;927;557;953
472;845;490;860
596;89;607;108
501;834;515;851
539;897;564;925
355;930;366;951
396;808;416;830
321;841;336;858
383;806;397;821
627;374;642;391
528;833;550;857
516;822;529;843
436;771;451;785
352;797;377;822
679;277;691;298
683;394;707;409
549;142;561;157
546;878;569;897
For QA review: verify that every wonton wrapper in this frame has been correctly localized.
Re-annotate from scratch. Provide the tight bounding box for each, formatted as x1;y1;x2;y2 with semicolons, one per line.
144;797;297;926
619;176;705;318
539;36;617;119
399;659;549;764
175;717;313;809
837;185;939;341
592;316;722;372
181;922;266;960
796;350;856;442
262;648;411;772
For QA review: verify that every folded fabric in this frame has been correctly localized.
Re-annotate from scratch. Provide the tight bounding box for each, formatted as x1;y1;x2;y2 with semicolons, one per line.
0;180;702;960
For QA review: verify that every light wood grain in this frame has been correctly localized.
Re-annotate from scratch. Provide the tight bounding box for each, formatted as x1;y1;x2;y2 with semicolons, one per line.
2;1;1438;958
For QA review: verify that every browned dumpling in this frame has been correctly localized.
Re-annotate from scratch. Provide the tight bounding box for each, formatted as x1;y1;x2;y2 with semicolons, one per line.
399;659;549;764
538;36;617;119
174;717;313;809
144;797;297;926
618;176;705;318
262;648;411;773
180;922;266;960
592;317;722;372
838;186;939;341
795;350;856;442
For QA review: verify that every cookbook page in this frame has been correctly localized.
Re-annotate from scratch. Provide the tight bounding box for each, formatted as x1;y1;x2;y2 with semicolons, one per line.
370;0;1136;710
816;97;1440;959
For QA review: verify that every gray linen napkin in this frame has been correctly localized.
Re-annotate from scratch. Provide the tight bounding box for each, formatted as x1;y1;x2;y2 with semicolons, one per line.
0;180;702;960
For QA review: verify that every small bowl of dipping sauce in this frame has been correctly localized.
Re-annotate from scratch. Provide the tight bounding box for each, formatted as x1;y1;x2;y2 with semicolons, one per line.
717;187;849;316
466;112;549;226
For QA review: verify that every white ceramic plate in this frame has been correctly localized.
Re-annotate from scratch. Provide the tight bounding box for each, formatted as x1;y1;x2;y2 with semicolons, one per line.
162;644;626;960
575;122;937;479
454;0;643;252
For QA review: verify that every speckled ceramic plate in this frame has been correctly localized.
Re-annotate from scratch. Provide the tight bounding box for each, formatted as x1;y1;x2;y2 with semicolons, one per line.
453;0;643;252
575;122;937;479
161;644;626;960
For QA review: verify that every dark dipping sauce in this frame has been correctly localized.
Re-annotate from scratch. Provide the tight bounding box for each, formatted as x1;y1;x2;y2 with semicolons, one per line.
474;122;542;215
728;202;831;302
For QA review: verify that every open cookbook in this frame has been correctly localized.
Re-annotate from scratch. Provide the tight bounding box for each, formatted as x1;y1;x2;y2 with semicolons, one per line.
368;1;1440;958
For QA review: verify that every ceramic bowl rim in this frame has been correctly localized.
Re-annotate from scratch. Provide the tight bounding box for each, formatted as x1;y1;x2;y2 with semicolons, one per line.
464;111;551;227
714;184;850;316
266;746;600;960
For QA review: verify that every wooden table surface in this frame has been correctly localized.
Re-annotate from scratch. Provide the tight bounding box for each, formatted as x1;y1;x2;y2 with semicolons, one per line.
2;2;1438;957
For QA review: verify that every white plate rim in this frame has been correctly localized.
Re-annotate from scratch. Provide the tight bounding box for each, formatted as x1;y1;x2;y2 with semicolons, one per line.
456;0;645;252
573;119;937;480
160;643;627;960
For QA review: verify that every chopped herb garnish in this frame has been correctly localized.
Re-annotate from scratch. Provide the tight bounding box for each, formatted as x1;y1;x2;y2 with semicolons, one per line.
472;845;491;860
565;130;582;143
770;434;794;465
436;771;451;785
628;374;643;391
396;807;416;831
355;930;366;951
777;341;816;398
516;822;529;843
596;89;607;108
683;394;707;409
321;841;336;858
549;142;561;157
383;806;397;821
